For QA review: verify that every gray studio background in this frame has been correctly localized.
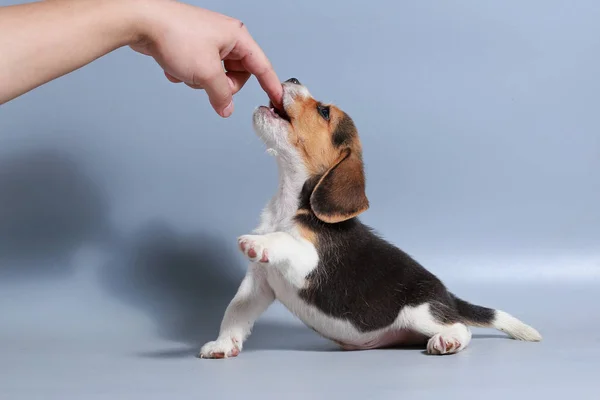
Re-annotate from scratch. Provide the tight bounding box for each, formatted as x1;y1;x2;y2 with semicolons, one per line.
1;0;599;399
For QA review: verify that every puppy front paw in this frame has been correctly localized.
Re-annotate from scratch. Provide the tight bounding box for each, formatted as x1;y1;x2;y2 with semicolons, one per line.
198;337;242;359
238;235;269;263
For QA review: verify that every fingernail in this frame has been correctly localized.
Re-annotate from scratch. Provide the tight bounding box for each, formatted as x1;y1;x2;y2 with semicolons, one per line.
222;101;234;118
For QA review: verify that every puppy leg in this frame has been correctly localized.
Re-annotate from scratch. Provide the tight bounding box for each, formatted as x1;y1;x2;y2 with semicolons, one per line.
238;232;318;288
199;265;274;359
404;303;472;355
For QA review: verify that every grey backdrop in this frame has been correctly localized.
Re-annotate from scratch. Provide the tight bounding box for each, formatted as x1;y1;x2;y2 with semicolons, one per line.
1;0;599;399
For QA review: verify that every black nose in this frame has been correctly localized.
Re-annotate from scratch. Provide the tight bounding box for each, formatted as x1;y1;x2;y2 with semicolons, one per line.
285;78;300;85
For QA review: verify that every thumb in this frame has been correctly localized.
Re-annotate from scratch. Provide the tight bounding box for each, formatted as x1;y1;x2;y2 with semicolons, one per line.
198;59;234;118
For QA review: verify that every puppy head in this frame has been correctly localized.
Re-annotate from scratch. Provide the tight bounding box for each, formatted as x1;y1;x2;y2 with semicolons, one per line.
253;78;369;223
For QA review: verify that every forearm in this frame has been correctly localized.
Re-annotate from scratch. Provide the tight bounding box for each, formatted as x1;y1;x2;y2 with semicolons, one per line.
0;0;143;104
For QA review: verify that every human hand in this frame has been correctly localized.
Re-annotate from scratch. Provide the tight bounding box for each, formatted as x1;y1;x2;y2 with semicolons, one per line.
130;0;282;117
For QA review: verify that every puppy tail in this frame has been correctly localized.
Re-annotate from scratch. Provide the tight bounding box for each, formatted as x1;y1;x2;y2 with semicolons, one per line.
451;294;542;342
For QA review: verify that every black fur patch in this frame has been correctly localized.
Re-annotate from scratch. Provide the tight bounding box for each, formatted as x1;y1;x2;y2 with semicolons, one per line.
294;211;495;332
298;175;321;211
332;113;357;147
449;294;495;325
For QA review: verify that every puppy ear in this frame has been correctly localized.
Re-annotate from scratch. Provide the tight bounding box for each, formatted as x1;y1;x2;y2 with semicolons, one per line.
310;149;369;223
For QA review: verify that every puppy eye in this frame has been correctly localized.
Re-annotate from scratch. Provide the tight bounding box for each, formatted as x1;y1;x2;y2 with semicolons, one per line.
317;104;330;121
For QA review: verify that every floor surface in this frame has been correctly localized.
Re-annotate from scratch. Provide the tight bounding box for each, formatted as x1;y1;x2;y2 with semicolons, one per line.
1;275;598;399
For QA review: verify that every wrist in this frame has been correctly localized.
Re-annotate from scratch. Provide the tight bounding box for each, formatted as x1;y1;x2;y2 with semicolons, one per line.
118;0;167;47
91;0;158;48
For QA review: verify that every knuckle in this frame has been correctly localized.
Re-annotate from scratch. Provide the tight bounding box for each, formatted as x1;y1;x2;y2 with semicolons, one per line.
226;17;246;32
233;18;246;30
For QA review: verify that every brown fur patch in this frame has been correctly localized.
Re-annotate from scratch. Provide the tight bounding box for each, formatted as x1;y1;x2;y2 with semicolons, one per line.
310;149;369;223
287;99;347;175
285;89;368;223
297;222;318;245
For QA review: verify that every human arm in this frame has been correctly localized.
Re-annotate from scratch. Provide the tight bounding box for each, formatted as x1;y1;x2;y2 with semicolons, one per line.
0;0;283;116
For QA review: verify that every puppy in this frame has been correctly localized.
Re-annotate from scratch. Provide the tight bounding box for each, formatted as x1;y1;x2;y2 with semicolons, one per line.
199;78;542;358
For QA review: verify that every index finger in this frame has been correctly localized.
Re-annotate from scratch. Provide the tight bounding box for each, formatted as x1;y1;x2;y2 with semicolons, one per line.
235;30;283;107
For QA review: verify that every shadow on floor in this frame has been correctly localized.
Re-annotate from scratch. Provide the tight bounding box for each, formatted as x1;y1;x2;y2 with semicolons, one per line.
472;333;511;340
135;323;339;359
99;221;332;357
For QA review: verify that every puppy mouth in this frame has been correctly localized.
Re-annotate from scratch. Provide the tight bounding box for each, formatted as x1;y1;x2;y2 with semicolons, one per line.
268;101;291;123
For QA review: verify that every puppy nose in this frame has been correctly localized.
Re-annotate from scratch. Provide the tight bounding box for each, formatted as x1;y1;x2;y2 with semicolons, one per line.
285;78;301;85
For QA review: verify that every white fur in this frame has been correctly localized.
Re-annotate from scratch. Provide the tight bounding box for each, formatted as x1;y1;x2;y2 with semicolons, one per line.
238;232;318;288
199;82;319;358
493;310;542;341
199;265;274;358
396;303;471;355
427;325;472;355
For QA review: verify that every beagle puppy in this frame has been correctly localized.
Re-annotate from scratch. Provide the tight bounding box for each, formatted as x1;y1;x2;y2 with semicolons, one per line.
199;78;542;358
